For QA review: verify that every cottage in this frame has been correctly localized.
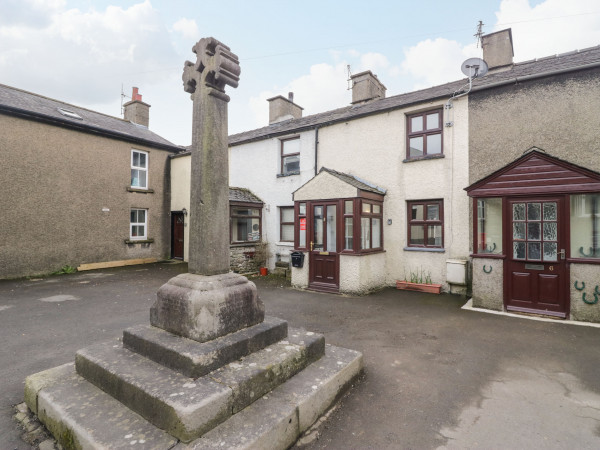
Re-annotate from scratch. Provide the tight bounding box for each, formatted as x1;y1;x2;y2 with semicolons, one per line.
0;86;181;279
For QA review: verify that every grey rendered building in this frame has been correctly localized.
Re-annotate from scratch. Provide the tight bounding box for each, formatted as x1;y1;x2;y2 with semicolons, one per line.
0;86;181;279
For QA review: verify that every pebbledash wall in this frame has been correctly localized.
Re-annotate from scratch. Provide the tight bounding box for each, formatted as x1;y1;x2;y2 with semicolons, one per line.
468;67;600;321
0;115;174;279
309;97;471;294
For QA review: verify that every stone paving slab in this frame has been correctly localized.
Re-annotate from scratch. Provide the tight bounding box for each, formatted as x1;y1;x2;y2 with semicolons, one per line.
35;367;177;449
209;328;324;413
179;344;363;450
75;342;233;443
123;316;288;378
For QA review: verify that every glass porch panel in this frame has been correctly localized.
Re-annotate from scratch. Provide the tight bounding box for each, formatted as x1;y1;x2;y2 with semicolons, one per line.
570;194;600;258
513;203;525;221
345;200;353;214
344;217;353;250
326;205;337;252
477;198;503;254
372;218;381;248
361;217;371;249
313;206;323;251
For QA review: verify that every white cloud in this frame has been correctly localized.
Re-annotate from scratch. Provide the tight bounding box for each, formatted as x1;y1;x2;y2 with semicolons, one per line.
172;18;198;40
494;0;600;60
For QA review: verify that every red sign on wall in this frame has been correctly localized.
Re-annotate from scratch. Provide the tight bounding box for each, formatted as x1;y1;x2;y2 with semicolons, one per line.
299;218;306;231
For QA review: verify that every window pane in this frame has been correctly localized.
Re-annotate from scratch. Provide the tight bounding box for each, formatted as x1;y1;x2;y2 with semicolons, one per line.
373;204;381;214
410;225;425;245
428;225;442;246
299;203;306;215
132;152;139;167
326;205;337;252
426;204;439;220
138;210;145;222
543;222;557;241
426;112;439;130
138;170;147;188
528;242;541;260
281;207;294;222
283;154;300;174
131;169;140;187
361;217;371;249
570;193;600;258
527;222;541;240
130;210;137;223
427;133;442;154
513;222;526;240
345;200;353;215
372;218;381;248
409;137;423;157
543;242;558;261
232;217;260;242
411;116;423;132
281;224;294;241
344;217;353;250
139;152;146;168
314;206;323;251
233;208;259;216
362;203;371;213
527;203;541;221
477;198;503;254
411;204;423;220
282;138;299;155
299;217;306;247
543;202;557;221
513;203;526;221
513;242;526;259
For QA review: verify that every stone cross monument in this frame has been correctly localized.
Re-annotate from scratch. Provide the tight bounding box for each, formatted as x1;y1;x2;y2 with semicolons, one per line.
149;37;264;342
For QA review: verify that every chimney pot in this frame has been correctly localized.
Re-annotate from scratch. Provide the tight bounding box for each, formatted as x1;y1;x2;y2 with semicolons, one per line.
123;87;150;127
288;92;294;102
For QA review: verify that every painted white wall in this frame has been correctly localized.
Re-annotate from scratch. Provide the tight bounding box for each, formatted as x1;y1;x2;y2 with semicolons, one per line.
317;97;471;291
170;155;191;262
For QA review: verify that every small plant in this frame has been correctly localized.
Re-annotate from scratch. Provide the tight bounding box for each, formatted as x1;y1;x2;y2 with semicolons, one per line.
52;265;77;275
407;267;433;285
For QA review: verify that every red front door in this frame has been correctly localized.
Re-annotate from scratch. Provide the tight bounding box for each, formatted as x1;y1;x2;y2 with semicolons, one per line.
309;203;339;292
506;198;568;317
171;212;185;259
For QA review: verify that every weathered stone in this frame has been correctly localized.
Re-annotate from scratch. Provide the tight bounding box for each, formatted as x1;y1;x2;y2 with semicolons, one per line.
150;272;265;343
209;328;324;413
123;316;288;378
37;371;177;449
75;342;233;443
24;363;76;415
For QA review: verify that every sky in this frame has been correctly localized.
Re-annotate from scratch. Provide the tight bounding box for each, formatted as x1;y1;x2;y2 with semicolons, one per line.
1;0;600;146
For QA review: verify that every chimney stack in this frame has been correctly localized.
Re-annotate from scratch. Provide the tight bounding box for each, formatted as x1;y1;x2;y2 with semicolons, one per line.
123;86;151;127
350;71;386;105
267;92;303;124
482;29;514;71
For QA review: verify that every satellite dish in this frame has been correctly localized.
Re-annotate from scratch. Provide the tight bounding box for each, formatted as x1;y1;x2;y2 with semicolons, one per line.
461;58;488;79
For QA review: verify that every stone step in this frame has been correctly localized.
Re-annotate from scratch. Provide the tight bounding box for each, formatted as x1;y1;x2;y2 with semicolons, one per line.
275;261;290;268
25;344;363;449
74;327;325;442
177;344;363;449
123;316;288;378
32;365;178;449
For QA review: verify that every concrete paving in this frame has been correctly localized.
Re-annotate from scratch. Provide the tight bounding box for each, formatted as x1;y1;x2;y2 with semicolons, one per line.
2;262;600;449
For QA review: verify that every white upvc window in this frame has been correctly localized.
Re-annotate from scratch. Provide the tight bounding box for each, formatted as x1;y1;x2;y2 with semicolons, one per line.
130;209;147;240
131;150;148;189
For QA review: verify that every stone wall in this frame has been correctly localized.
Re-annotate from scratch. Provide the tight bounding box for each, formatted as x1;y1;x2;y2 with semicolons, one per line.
230;245;261;274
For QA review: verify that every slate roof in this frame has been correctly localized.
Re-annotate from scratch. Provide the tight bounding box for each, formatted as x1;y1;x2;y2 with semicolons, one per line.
229;44;600;146
0;84;182;152
319;167;386;195
229;187;263;204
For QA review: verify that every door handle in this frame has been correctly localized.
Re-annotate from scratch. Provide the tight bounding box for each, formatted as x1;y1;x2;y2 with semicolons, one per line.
559;249;565;260
310;241;314;251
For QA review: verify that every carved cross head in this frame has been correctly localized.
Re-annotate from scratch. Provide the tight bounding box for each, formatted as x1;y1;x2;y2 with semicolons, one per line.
182;37;241;102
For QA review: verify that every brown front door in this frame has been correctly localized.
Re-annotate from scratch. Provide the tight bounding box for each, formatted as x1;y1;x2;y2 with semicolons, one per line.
506;198;568;317
171;212;185;259
309;203;339;292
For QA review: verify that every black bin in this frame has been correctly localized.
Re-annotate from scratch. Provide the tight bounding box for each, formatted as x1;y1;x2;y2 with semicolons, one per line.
291;251;305;268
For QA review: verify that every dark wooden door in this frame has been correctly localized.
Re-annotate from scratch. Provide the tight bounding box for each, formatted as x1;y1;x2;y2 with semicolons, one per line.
309;203;339;292
171;212;185;259
506;198;568;317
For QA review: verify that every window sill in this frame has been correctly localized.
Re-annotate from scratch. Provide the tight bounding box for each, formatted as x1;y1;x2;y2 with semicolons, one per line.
403;154;445;163
340;249;386;256
276;242;294;246
471;253;505;259
277;171;300;178
125;238;154;244
230;242;261;248
127;187;155;194
404;246;445;253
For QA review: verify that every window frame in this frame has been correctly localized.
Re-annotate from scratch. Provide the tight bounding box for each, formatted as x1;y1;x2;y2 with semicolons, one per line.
359;199;384;252
406;109;443;160
130;208;148;240
407;199;444;249
280;137;300;176
280;206;295;242
230;202;263;244
131;149;149;189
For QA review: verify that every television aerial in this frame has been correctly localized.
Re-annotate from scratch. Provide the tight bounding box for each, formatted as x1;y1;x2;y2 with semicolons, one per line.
460;57;488;80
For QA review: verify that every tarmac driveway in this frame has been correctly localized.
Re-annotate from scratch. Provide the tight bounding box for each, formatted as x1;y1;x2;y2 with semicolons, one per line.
1;262;600;449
